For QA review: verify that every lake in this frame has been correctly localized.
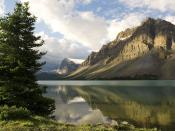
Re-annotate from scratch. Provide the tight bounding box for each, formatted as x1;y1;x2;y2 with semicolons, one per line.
38;80;175;129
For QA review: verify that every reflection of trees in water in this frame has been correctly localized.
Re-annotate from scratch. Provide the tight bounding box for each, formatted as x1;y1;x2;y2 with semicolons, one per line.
123;101;173;127
48;85;175;128
70;85;175;128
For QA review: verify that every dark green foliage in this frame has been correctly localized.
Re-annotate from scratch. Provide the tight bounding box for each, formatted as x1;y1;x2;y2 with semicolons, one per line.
0;2;55;116
0;105;31;120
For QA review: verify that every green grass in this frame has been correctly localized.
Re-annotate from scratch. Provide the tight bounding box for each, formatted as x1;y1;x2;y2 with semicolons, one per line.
0;116;158;131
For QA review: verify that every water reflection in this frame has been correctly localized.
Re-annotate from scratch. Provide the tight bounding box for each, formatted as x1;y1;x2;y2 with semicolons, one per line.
45;85;112;125
43;82;175;129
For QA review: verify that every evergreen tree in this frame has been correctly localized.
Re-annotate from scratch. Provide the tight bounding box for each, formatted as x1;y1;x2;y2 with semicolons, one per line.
0;2;55;116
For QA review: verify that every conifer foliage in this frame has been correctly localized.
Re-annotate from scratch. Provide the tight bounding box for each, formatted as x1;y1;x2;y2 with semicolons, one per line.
0;2;55;116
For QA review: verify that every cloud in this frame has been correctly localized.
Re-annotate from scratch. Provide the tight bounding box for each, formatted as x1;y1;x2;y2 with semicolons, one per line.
107;13;146;41
79;0;92;4
20;0;149;50
35;12;147;63
120;0;175;12
19;0;150;70
20;0;108;50
0;0;4;16
164;16;175;25
35;31;91;71
36;32;90;62
14;0;175;71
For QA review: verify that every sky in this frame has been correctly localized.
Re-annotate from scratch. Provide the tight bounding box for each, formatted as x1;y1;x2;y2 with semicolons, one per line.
2;0;175;66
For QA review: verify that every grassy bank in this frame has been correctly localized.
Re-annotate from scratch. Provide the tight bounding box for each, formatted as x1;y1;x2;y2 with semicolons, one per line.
0;116;158;131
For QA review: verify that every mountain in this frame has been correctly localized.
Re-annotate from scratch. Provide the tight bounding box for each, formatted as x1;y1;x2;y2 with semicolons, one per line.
41;61;59;72
36;60;60;80
58;58;84;75
36;71;62;80
68;18;175;80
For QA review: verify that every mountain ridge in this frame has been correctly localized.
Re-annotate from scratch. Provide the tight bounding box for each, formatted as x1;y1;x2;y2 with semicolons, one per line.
67;18;175;79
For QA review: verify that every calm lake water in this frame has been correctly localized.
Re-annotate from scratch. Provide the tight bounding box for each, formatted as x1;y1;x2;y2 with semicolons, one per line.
38;80;175;129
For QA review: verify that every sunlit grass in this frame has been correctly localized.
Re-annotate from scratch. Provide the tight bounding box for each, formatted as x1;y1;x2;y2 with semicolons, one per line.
0;115;158;131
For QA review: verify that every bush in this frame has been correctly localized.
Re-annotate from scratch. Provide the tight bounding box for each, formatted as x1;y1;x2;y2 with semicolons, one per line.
0;105;31;120
28;96;55;116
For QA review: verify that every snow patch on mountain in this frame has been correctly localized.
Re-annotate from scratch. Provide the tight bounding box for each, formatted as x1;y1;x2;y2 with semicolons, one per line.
68;58;84;64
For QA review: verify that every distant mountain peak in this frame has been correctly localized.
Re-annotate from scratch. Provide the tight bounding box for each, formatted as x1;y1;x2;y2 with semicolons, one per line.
58;58;84;75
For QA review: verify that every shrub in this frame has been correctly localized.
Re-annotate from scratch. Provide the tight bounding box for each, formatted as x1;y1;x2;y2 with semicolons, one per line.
0;105;31;120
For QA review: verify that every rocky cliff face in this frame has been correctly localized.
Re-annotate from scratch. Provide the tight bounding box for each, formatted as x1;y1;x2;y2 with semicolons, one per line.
68;18;175;79
58;58;81;75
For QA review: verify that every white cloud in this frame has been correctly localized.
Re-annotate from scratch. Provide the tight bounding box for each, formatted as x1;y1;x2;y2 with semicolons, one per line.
36;32;90;62
120;0;175;12
20;0;108;50
0;0;4;16
164;16;175;25
107;13;145;41
20;0;155;53
79;0;92;4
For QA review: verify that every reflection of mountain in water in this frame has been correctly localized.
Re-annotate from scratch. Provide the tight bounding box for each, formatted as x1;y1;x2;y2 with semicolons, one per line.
45;86;112;125
46;85;175;129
